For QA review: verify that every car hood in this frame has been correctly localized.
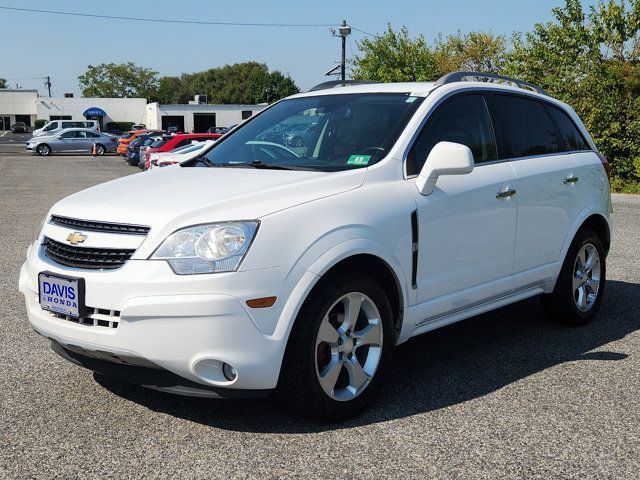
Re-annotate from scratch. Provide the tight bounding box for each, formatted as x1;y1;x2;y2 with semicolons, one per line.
49;165;366;241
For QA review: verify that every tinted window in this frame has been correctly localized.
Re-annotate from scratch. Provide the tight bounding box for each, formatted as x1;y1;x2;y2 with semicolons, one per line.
546;106;589;152
44;122;58;131
242;110;253;120
408;94;497;175
489;95;561;158
60;131;77;138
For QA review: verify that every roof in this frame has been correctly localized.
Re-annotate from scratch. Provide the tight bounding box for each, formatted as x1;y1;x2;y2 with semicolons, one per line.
293;82;437;99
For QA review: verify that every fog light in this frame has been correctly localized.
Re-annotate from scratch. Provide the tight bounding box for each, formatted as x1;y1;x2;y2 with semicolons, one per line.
222;363;237;381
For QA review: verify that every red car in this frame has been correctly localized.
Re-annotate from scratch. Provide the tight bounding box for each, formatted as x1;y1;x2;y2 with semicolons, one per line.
142;133;222;169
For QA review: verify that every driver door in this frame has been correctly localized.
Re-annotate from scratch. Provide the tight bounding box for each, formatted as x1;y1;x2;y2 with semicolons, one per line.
409;93;518;322
57;130;79;152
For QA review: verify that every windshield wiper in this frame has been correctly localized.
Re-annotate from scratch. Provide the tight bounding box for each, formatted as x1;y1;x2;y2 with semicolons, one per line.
244;160;296;170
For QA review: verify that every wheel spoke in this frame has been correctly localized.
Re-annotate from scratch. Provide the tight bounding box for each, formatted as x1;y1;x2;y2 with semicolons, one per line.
317;316;340;345
576;249;586;270
585;277;600;294
577;286;587;310
353;322;381;347
342;293;363;331
572;273;583;292
344;357;369;391
584;246;594;270
318;358;342;393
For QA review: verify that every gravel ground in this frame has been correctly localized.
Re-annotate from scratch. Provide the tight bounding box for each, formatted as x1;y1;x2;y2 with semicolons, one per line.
1;154;638;479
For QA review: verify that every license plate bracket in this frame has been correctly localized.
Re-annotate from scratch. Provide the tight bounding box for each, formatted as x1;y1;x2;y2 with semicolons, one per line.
38;271;86;318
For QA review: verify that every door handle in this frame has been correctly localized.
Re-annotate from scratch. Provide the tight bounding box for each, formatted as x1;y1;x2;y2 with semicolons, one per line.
496;189;516;199
564;176;579;184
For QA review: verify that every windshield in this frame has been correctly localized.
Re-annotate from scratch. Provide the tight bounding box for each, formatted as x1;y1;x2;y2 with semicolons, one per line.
193;93;424;171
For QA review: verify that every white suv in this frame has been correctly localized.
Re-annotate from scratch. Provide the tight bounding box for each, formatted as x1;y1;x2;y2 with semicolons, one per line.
19;72;612;419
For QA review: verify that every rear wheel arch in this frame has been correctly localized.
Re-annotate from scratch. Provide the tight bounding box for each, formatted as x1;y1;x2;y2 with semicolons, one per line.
578;214;611;254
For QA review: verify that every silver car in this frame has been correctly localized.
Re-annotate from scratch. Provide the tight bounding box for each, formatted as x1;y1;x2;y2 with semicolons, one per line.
26;128;118;156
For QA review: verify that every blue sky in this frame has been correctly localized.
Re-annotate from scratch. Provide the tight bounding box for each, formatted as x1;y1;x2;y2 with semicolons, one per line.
0;0;597;96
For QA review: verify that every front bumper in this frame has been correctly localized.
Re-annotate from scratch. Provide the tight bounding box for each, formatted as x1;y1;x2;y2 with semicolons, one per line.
19;242;313;392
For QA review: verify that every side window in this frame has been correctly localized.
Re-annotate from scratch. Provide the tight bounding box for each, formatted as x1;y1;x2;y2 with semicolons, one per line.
175;140;190;148
60;131;77;138
61;122;74;129
44;122;57;131
488;95;561;158
407;94;497;175
242;110;253;120
546;106;590;152
89;132;100;138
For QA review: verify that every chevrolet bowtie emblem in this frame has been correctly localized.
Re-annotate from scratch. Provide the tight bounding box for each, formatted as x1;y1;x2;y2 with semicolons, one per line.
66;232;88;245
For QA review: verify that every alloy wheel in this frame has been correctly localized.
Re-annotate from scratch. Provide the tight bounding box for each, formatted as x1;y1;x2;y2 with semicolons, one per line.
315;292;383;401
573;243;601;312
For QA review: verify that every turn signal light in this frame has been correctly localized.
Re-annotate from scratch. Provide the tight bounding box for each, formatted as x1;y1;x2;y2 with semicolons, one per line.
246;296;277;308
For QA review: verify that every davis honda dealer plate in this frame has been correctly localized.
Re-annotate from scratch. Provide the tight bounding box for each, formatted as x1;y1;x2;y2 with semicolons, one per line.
39;272;86;318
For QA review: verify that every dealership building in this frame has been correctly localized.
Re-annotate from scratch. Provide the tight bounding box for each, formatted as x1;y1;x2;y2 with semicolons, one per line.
0;89;266;132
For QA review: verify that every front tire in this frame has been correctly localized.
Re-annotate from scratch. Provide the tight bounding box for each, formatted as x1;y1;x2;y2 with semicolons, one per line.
36;144;51;156
276;273;394;420
541;228;606;325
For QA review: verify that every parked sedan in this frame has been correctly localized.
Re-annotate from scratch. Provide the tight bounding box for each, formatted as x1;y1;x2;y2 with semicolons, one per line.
26;128;118;156
11;122;28;133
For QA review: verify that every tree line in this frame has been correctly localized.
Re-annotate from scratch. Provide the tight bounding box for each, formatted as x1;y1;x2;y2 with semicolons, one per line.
78;61;299;106
352;0;640;191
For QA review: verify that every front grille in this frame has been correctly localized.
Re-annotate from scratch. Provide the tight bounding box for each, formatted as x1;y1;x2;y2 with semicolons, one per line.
43;237;135;270
47;305;121;329
49;215;150;236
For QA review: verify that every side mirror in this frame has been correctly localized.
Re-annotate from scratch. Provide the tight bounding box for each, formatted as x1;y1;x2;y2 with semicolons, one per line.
415;141;475;196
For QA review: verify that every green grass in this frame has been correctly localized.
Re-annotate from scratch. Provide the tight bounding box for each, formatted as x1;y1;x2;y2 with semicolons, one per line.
610;177;640;194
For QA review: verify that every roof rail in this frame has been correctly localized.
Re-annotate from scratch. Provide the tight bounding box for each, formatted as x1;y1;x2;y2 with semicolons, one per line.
434;71;548;96
308;80;379;92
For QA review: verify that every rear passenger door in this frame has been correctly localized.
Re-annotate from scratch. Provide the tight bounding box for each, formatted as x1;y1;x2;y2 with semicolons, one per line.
486;94;577;289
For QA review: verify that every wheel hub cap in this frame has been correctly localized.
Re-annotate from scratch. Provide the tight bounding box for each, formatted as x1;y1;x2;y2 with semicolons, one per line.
314;292;383;402
572;243;601;312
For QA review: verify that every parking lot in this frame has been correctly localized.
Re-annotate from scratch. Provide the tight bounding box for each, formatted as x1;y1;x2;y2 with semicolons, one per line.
1;151;638;479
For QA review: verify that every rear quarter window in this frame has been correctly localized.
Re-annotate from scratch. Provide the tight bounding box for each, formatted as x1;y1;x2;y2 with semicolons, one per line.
488;95;562;158
546;106;590;152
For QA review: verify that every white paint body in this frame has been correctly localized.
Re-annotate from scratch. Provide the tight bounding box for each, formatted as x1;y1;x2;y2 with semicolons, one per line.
19;81;612;392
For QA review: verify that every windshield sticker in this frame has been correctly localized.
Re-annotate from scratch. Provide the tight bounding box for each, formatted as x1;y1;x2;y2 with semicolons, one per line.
405;96;418;103
347;155;372;166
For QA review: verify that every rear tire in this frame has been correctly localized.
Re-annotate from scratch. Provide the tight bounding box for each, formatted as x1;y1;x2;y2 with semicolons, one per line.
95;144;106;156
276;273;394;420
541;228;606;325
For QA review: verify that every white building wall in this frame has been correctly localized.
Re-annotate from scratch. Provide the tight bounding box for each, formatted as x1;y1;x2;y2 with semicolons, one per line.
0;90;38;128
148;103;266;132
1;89;266;132
36;97;148;126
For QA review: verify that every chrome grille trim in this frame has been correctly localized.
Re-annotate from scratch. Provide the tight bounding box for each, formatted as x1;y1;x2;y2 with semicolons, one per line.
49;215;150;236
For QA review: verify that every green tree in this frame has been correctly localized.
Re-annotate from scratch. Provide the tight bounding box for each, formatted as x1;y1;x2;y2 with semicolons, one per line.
434;31;507;73
156;74;194;104
351;25;506;82
504;0;640;185
0;77;7;89
351;25;439;81
156;62;298;105
78;62;159;98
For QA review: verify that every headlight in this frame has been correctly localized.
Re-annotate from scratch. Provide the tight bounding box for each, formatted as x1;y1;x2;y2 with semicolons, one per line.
150;221;259;274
